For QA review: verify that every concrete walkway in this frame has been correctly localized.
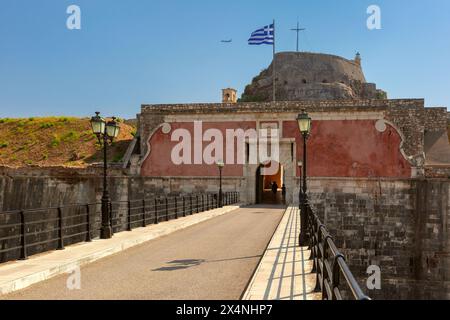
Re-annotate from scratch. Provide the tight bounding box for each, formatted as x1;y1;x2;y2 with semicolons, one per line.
1;205;285;300
0;204;241;296
242;206;322;300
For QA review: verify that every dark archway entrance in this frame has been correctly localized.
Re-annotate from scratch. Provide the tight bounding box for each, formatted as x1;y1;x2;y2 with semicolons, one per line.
255;162;284;205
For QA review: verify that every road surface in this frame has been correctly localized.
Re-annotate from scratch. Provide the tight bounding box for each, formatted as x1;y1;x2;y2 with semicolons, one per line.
3;205;285;300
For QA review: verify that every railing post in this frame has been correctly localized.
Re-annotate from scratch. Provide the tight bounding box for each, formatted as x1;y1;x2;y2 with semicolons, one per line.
57;207;64;250
190;196;193;215
175;197;178;219
142;199;147;227
110;202;114;235
183;197;186;217
322;235;333;300
19;211;27;260
127;201;132;231
331;254;344;300
313;224;323;293
155;198;159;224
86;204;92;242
165;197;169;221
196;195;199;213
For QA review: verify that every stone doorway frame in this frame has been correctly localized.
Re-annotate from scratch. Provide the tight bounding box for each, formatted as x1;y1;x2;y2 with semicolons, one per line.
255;161;286;205
244;138;297;205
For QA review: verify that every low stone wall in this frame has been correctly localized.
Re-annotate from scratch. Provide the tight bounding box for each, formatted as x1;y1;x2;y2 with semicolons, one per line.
0;167;243;211
307;177;450;300
0;167;244;263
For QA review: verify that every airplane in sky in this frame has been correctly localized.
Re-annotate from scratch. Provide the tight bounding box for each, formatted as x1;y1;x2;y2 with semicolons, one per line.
220;39;232;43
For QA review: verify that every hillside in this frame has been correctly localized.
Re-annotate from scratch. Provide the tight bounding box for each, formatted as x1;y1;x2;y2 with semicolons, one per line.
0;117;135;168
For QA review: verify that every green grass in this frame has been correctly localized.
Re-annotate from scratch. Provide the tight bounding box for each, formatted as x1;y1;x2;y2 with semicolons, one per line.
112;154;124;163
40;123;55;129
0;118;12;124
0;116;135;167
61;131;80;143
50;134;61;148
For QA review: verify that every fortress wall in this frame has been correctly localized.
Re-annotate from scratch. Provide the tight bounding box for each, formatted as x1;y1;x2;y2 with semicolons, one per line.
1;168;449;300
140;99;425;176
0;167;244;263
308;177;450;300
271;52;366;83
424;107;449;132
241;52;388;101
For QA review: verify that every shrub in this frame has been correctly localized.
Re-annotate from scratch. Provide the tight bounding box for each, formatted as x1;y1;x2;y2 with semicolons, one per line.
40;123;54;129
61;131;80;143
112;154;123;163
0;142;8;148
50;135;61;147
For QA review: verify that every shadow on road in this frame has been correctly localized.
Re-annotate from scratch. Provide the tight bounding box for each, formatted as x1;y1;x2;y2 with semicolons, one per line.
152;255;263;272
152;259;206;271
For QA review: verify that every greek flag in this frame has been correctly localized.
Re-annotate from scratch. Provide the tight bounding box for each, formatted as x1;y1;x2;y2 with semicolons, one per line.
248;24;274;45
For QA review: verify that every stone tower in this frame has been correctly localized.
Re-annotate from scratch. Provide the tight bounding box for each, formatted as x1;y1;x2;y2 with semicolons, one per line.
354;52;361;66
222;88;237;103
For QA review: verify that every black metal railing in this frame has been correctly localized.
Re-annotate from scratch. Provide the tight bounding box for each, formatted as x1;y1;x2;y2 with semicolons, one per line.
305;203;371;301
0;192;240;264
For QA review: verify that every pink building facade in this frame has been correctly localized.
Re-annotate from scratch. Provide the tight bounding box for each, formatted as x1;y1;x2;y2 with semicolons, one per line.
132;99;449;204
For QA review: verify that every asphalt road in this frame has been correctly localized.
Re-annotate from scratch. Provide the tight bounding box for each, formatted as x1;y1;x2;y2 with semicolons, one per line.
3;205;285;300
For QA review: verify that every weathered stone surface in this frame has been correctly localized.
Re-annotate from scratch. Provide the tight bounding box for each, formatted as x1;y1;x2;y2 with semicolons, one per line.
240;52;387;102
308;177;450;300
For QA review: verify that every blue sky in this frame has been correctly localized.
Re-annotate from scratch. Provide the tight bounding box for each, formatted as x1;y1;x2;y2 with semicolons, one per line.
1;0;449;119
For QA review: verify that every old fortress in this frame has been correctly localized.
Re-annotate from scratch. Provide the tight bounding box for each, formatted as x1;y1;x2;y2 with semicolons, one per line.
1;51;449;299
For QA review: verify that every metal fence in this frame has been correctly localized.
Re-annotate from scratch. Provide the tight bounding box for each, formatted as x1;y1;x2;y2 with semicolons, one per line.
0;192;240;264
305;203;371;301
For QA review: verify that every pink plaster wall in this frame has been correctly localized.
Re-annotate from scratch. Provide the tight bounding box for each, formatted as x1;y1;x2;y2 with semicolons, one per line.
141;119;411;178
141;122;256;177
283;120;412;178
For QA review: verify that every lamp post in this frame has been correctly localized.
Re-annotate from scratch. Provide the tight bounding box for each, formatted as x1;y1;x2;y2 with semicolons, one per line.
297;110;312;246
217;160;225;207
90;112;120;240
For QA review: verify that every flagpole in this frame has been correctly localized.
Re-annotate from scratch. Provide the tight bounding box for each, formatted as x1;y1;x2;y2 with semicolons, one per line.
272;19;276;103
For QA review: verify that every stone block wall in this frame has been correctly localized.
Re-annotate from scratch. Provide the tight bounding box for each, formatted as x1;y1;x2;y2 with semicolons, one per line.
424;108;448;132
307;177;450;300
0;167;245;263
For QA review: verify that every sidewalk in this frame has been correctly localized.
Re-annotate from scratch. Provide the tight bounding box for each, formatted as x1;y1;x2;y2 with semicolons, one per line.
0;204;241;297
242;206;322;300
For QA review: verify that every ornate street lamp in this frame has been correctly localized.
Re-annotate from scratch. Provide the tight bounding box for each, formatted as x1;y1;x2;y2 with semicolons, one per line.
217;160;225;207
90;112;120;240
297;110;312;246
